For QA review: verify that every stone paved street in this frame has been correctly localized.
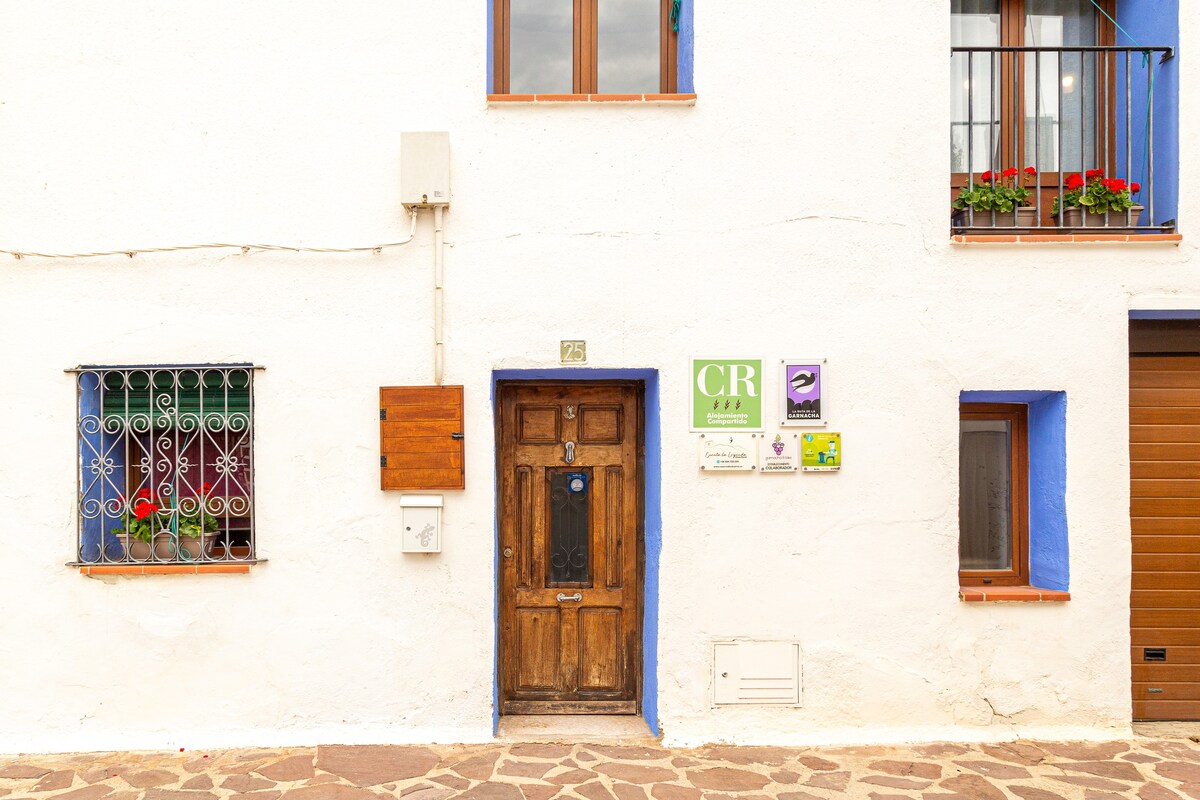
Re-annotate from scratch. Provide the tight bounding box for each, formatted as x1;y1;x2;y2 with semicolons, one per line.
4;738;1200;800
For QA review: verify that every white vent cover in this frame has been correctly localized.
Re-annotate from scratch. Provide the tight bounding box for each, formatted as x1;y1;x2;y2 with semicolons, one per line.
713;641;802;705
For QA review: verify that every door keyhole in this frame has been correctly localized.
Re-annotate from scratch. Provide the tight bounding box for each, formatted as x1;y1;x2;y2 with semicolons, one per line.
564;441;576;464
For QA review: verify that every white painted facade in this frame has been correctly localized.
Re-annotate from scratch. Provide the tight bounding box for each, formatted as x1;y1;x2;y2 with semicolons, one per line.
1;1;1197;754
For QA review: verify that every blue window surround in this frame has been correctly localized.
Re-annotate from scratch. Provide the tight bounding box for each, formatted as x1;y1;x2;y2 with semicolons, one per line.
1129;310;1197;320
1116;0;1179;227
491;369;661;735
486;0;694;94
960;391;1069;592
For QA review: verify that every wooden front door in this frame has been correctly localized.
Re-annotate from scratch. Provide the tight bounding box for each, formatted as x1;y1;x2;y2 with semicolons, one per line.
497;381;642;715
1131;354;1200;720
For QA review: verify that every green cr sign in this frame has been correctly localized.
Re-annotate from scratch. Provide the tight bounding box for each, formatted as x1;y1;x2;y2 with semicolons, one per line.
691;358;762;430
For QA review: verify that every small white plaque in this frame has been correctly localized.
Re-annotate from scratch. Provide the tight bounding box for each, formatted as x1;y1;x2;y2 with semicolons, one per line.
698;434;758;471
560;340;587;364
759;433;799;472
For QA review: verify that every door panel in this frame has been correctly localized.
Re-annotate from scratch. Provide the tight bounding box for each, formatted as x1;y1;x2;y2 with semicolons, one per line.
1131;354;1200;720
578;608;623;692
605;466;625;590
516;608;562;692
498;381;642;715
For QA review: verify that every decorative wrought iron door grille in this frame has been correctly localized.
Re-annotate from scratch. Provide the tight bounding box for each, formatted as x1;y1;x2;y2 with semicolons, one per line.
73;365;257;564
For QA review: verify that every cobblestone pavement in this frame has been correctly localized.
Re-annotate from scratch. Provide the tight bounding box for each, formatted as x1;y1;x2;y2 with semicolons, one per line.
4;738;1200;800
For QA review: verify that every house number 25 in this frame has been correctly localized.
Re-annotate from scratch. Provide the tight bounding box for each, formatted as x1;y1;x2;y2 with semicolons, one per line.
560;340;587;364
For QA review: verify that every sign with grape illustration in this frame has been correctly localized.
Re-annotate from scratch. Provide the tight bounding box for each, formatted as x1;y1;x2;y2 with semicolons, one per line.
690;358;763;431
760;433;799;472
780;359;826;426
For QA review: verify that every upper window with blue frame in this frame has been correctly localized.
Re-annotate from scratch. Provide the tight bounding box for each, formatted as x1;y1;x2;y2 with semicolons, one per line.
950;0;1178;235
492;0;682;95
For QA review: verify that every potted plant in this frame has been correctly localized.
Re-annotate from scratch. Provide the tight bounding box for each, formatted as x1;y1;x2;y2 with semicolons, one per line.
1051;169;1144;228
111;484;219;562
952;166;1039;229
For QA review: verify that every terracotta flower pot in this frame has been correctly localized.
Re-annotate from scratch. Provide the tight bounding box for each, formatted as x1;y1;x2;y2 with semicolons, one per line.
116;534;152;562
117;531;218;561
1055;204;1145;228
952;206;1038;230
176;532;220;561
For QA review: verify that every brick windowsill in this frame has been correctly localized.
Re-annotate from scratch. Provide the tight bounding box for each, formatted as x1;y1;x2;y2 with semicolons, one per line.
960;585;1071;602
79;563;255;575
488;93;697;105
952;233;1181;245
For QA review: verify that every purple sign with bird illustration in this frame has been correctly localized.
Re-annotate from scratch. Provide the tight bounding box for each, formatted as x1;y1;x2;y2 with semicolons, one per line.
782;361;825;425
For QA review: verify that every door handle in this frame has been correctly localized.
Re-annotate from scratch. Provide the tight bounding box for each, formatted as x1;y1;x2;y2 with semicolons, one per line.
556;592;583;602
564;441;575;464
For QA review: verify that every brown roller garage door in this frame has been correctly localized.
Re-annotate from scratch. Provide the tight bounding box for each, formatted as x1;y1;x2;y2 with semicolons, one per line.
1131;354;1200;720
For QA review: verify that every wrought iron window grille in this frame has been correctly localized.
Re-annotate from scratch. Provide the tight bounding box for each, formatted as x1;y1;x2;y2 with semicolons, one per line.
71;364;261;566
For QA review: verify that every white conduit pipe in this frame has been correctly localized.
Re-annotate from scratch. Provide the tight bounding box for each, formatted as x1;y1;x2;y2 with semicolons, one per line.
433;204;446;386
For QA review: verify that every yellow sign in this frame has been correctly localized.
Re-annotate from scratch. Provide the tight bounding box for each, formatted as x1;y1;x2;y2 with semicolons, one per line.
801;432;841;472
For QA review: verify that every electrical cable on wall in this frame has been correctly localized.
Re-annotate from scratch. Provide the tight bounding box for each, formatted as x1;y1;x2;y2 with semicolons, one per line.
1;208;419;261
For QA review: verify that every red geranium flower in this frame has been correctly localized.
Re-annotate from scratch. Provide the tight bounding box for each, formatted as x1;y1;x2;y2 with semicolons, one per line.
1131;182;1141;193
1066;173;1085;190
1002;167;1019;178
1024;166;1038;176
1086;168;1105;179
133;501;158;520
201;482;212;495
980;170;994;182
137;488;152;500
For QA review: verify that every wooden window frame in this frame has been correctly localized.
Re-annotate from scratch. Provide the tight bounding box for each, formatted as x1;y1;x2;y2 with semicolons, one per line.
951;0;1117;223
959;402;1030;587
493;0;678;95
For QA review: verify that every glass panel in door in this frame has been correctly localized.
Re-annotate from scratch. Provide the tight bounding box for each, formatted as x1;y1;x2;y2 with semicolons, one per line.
951;0;1001;174
1023;0;1101;173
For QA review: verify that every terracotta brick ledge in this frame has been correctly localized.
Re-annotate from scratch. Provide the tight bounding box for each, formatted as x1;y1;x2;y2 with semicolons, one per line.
960;585;1070;602
952;233;1181;245
79;563;253;575
488;93;697;105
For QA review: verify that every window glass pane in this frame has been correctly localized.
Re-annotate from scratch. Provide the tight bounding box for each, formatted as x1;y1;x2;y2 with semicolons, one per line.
951;1;1001;173
598;0;660;94
549;471;590;585
959;419;1013;571
1023;1;1100;172
510;0;574;94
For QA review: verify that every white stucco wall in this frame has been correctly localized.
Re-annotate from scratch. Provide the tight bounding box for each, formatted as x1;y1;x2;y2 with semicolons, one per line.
1;1;1199;753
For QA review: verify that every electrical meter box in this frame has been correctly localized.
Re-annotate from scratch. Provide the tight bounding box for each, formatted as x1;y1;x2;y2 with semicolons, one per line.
400;494;442;553
400;132;450;207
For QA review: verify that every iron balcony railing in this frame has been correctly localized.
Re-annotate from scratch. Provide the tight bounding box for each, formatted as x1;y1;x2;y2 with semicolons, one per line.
951;45;1175;234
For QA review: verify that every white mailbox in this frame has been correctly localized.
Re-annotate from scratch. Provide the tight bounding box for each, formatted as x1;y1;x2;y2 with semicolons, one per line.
400;495;442;553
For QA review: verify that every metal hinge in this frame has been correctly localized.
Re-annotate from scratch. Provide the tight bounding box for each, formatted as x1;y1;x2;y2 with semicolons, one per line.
380;455;387;468
380;408;387;420
452;432;464;440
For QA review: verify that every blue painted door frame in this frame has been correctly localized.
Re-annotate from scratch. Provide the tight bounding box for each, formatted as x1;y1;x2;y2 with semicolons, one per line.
491;369;661;734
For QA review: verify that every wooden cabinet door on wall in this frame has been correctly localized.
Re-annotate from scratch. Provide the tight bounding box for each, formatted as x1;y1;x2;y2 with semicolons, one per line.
379;385;464;490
